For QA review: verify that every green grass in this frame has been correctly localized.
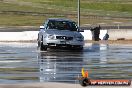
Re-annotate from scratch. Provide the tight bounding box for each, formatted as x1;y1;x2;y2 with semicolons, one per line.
20;0;132;13
81;2;132;12
0;0;132;26
0;14;45;26
0;2;56;13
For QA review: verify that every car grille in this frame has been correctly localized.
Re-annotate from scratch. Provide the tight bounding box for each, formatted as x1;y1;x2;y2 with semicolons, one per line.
56;36;73;40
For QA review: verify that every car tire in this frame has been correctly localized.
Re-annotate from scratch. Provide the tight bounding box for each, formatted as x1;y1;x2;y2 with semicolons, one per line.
78;46;83;50
73;46;83;51
37;40;40;47
40;38;47;51
37;34;39;46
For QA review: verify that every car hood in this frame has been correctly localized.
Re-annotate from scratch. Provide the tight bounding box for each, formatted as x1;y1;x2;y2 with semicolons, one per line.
45;29;82;37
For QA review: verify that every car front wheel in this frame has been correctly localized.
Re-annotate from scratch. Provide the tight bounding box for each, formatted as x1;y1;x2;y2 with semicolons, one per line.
40;38;47;51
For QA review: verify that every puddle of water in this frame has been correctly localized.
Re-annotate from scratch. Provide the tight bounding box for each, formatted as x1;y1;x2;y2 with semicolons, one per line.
0;42;131;83
0;42;39;83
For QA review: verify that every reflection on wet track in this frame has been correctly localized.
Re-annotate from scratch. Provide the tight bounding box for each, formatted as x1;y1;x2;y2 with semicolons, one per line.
0;42;38;83
38;50;84;83
0;42;132;83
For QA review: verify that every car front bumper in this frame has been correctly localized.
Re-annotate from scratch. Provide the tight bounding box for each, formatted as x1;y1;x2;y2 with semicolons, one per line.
43;38;84;47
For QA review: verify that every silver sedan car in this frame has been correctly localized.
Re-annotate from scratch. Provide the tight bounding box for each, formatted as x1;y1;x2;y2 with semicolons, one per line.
37;18;84;51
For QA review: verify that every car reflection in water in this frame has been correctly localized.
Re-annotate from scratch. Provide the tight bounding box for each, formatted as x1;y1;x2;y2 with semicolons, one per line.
38;50;84;83
37;43;109;83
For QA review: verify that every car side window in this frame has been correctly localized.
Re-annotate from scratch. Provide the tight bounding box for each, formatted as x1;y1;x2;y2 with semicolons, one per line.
48;22;55;29
69;22;78;31
43;20;49;30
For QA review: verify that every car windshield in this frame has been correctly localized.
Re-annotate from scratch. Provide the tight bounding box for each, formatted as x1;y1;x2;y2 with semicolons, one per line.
47;20;78;31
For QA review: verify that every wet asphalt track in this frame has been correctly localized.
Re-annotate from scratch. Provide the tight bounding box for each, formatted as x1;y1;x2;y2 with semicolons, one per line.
0;42;132;83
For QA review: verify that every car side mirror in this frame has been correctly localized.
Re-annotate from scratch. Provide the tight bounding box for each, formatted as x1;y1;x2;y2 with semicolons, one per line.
40;26;45;29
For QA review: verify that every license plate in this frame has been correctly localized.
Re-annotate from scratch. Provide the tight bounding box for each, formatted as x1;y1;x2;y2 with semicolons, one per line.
60;41;66;44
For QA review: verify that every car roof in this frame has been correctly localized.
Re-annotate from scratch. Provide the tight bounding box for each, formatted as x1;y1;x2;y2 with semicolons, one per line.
48;18;74;22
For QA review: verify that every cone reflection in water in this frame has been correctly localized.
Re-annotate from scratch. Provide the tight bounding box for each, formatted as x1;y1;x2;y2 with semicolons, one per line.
81;68;89;78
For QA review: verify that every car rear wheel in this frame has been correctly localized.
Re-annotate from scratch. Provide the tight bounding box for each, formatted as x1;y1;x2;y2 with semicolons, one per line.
78;46;83;50
72;45;83;50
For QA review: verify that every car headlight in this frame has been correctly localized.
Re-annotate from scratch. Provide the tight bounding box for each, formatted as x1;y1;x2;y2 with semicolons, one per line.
48;35;55;39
